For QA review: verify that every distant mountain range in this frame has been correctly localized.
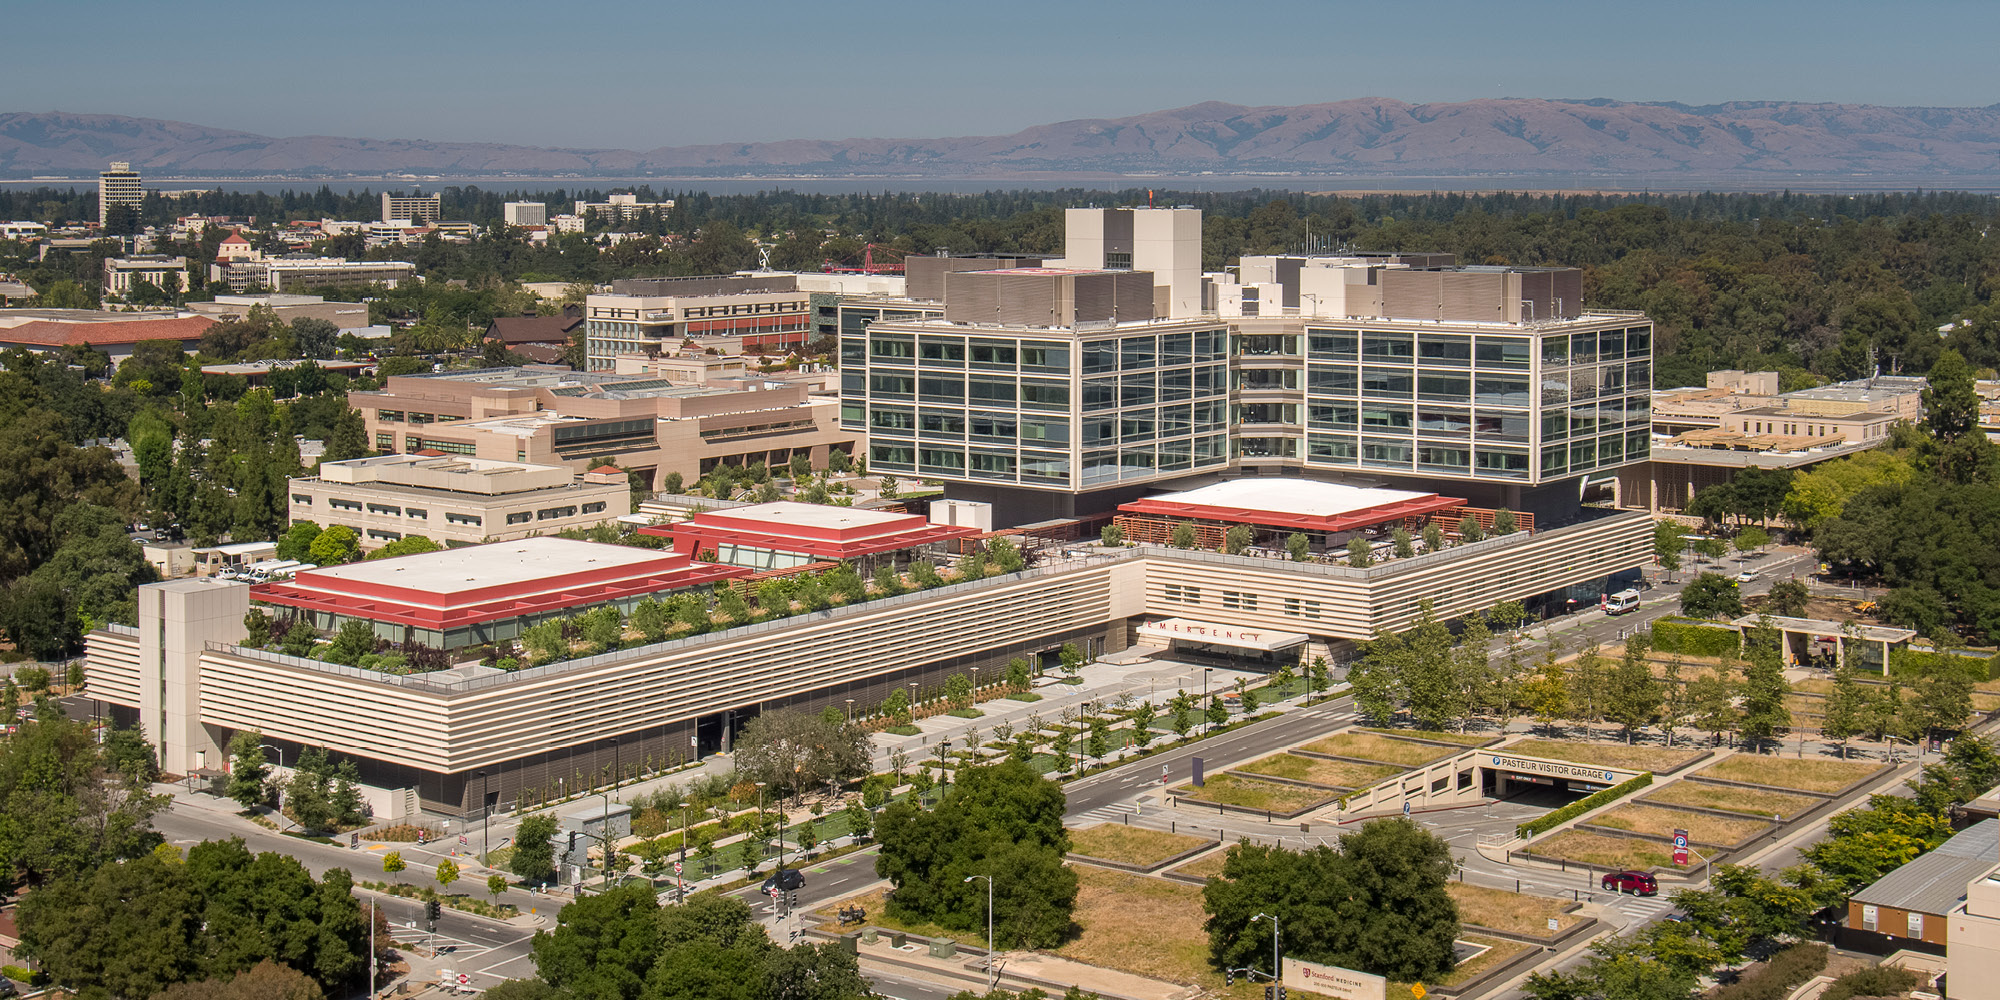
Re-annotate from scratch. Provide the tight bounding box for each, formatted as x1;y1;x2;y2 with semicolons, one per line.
6;98;2000;180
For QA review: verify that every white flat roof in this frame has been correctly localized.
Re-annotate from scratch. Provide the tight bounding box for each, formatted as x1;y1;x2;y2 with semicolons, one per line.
703;501;915;530
1149;479;1433;518
304;536;672;597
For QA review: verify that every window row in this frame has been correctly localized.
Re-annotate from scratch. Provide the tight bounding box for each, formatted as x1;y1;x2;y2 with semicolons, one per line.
1304;327;1650;368
864;335;1071;372
1305;436;1534;479
1080;331;1227;373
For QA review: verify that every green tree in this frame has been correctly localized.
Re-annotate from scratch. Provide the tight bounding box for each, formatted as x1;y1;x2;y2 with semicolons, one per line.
1086;717;1111;764
1604;637;1661;741
1491;508;1517;535
1169;690;1196;741
1690;673;1739;745
1223;524;1253;555
1739;625;1793;748
320;407;368;464
1804;795;1951;891
1203;820;1459;982
1058;642;1085;679
1130;700;1157;748
324;617;376;666
843;799;873;842
227;729;271;809
1820;665;1870;758
1206;694;1229;731
1522;654;1571;735
1422;520;1444;552
733;708;872;801
1285;532;1310;562
1347;536;1373;567
307;525;359;566
365;535;441;560
530;881;663;1000
275;520;322;562
436;859;460;893
874;760;1077;948
1170;521;1198;549
1766;578;1810;617
1680;572;1744;620
1909;655;1974;746
1099;523;1123;547
511;814;558;886
383;851;405;883
1458;515;1484;543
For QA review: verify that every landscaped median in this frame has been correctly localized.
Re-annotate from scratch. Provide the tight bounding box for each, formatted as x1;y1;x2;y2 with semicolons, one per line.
1297;731;1464;768
1171;772;1338;817
1515;772;1653;839
1234;752;1403;789
1066;822;1217;873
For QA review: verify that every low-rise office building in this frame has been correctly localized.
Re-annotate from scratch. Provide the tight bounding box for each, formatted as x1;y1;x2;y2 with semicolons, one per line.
209;257;417;293
185;293;375;330
1845;819;2000;956
102;255;190;297
0;312;213;368
87;498;1648;816
348;366;856;490
288;454;630;550
585;274;813;368
1615;371;1922;513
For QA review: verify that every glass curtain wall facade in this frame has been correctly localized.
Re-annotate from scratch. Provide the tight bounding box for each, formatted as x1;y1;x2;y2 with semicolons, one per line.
1296;319;1652;486
854;318;1230;491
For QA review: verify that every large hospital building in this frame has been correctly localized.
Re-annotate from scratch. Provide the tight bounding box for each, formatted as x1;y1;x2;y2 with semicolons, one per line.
89;206;1656;819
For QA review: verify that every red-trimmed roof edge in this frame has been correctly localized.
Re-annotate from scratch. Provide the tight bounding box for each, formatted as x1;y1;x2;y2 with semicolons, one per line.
1117;494;1467;534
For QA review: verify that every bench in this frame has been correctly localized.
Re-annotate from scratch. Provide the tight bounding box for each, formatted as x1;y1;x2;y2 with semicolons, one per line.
837;905;866;927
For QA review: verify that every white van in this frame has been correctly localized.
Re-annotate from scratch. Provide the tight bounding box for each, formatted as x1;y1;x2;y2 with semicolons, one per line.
1604;589;1641;615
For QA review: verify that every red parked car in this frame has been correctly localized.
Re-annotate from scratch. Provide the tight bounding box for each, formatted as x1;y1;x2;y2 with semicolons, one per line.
1601;870;1658;896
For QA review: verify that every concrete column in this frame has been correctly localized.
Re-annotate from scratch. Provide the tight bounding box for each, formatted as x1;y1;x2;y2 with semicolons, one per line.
139;579;250;774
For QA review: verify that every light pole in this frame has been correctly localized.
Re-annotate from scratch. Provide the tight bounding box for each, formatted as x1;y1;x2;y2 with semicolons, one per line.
609;737;620;801
260;743;287;829
477;769;489;860
845;698;854;724
1252;912;1281;986
1202;668;1213;734
965;874;995;989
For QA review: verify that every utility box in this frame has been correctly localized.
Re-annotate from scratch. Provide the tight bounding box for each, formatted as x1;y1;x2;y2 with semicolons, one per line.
558;801;633;868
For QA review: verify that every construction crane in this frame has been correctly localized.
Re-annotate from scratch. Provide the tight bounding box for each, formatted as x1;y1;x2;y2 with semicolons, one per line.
820;242;909;274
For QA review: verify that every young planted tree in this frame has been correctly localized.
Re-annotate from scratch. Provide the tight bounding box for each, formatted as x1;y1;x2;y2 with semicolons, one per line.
1347;536;1373;568
1739;625;1794;750
436;859;461;893
1170;521;1198;549
1392;527;1415;559
1821;666;1871;759
1224;523;1253;555
488;873;507;901
1422;520;1445;552
226;728;271;809
1169;691;1196;741
1206;694;1229;731
383;851;406;884
1689;673;1739;747
1286;532;1311;562
1605;637;1662;742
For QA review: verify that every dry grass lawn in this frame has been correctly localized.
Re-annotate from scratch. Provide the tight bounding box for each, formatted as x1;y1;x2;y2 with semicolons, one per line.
1177;774;1334;813
1696;755;1884;793
1428;936;1532;989
1505;739;1702;774
1590;803;1772;846
1169;850;1232;880
1642;782;1817;820
810;885;972;943
1447;883;1581;937
1298;732;1455;767
1236;752;1402;789
1055;866;1217;986
1531;829;1691;870
1068;823;1214;867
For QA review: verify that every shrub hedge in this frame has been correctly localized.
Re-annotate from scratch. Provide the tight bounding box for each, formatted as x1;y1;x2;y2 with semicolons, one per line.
1821;965;1922;1000
1516;772;1654;839
1888;647;2000;682
1652;618;1743;658
1709;943;1828;1000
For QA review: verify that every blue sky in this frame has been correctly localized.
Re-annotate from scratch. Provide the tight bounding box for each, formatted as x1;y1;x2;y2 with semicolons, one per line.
8;0;1995;148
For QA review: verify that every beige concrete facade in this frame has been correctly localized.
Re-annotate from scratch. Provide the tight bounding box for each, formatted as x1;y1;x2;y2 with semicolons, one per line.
350;369;857;490
289;456;628;550
1952;871;2000;1000
86;509;1647;814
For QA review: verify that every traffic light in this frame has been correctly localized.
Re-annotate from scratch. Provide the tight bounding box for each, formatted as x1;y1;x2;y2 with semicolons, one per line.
1224;971;1234;987
1264;986;1274;1000
1277;989;1288;1000
425;899;442;922
567;831;578;853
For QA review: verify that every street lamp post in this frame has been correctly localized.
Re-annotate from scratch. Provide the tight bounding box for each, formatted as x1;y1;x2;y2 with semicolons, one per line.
260;743;287;830
477;770;489;860
1202;668;1213;734
610;737;620;801
845;698;855;724
965;874;996;989
1252;912;1281;986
